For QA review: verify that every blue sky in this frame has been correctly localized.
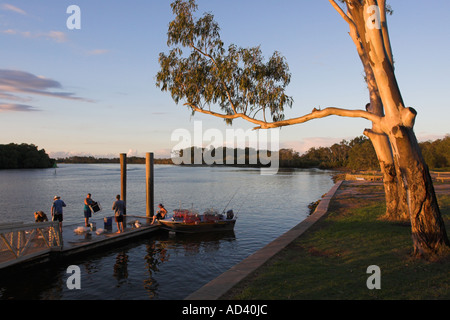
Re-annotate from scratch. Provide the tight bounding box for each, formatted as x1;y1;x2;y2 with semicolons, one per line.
0;0;449;159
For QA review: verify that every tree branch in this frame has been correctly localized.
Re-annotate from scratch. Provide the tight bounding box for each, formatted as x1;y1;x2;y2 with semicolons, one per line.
185;102;381;130
254;107;381;129
378;0;394;68
184;102;265;126
329;0;356;29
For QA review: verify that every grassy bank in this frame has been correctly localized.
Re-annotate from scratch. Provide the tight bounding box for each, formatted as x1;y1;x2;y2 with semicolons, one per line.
222;181;450;300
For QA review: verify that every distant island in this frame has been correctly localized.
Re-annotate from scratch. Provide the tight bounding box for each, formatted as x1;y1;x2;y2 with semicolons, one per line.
0;143;56;169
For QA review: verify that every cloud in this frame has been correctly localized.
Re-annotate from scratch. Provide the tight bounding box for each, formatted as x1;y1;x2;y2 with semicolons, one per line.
127;149;139;157
0;92;31;102
86;49;109;56
416;133;449;142
45;31;67;43
1;29;68;43
1;4;27;15
49;150;125;159
0;103;39;112
0;69;93;111
155;148;173;158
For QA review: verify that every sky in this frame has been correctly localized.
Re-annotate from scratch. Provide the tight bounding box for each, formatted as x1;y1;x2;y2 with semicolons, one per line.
0;0;449;159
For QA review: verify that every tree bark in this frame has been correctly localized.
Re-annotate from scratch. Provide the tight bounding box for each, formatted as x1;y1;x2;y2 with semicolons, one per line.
346;2;408;222
365;129;408;221
389;125;450;258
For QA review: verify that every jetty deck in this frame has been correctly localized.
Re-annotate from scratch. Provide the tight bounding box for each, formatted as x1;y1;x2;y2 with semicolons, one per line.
59;215;161;255
0;215;161;271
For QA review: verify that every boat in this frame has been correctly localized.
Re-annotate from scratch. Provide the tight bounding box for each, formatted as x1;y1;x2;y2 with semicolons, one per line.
158;208;237;233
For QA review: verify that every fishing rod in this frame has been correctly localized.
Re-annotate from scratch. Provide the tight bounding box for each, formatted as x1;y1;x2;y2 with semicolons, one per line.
233;200;245;219
221;186;241;214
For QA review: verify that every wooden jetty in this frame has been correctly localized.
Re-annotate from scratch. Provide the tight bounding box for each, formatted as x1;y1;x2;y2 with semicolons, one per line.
57;215;160;257
0;152;160;272
0;216;161;271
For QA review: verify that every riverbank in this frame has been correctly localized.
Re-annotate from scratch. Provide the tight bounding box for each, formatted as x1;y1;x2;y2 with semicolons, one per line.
218;180;450;300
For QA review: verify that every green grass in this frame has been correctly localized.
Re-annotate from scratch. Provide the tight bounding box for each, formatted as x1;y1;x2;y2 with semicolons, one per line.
223;187;450;300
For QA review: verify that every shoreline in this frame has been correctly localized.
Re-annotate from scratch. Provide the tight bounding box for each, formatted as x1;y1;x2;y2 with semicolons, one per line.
185;181;344;300
186;179;450;300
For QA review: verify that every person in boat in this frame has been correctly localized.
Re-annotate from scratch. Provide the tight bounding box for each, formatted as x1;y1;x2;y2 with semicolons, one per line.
112;194;126;233
51;196;66;233
34;211;48;223
83;193;96;227
152;203;167;224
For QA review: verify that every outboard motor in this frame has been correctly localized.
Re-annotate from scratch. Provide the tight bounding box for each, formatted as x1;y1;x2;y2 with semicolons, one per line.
226;210;234;220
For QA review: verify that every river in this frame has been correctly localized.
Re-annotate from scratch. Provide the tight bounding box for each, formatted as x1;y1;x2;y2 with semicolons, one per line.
0;164;334;300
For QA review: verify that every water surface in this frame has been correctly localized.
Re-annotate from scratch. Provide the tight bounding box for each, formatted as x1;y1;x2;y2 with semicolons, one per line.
0;164;334;299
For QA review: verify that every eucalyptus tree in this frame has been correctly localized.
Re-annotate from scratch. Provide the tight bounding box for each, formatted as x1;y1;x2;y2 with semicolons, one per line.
156;0;449;259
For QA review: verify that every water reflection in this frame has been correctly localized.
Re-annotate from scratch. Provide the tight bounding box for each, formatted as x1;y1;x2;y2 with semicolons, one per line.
1;231;237;300
113;251;129;284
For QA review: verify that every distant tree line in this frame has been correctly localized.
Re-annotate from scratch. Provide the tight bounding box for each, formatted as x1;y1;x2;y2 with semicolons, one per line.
0;143;56;169
286;136;379;170
171;137;378;170
420;136;450;170
173;146;274;167
58;156;174;165
172;135;449;171
14;135;445;171
282;135;449;171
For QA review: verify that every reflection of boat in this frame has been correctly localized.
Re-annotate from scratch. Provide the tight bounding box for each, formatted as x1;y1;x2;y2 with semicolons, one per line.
158;208;237;233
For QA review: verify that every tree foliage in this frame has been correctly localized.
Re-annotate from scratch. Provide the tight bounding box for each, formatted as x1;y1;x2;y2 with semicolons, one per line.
420;136;450;170
293;136;449;171
296;136;378;170
156;0;293;125
0;143;55;169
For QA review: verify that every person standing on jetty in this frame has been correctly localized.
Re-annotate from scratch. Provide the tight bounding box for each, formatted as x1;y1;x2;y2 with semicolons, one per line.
84;193;96;227
112;194;126;233
51;196;66;234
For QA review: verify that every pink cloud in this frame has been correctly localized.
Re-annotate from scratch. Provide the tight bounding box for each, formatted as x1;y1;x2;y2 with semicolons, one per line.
0;69;93;105
0;103;38;112
1;29;68;43
1;4;27;15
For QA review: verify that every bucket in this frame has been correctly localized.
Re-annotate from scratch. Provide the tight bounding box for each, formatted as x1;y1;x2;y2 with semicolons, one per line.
104;217;112;230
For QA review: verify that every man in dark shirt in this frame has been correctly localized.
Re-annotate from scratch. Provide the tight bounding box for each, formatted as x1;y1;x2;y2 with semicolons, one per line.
112;194;126;233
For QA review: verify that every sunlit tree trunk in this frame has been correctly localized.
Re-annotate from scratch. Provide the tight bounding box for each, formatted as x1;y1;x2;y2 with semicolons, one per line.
354;0;449;258
346;1;408;221
388;125;449;257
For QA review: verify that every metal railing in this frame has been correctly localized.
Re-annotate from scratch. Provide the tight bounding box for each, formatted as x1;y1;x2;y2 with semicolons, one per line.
0;221;62;269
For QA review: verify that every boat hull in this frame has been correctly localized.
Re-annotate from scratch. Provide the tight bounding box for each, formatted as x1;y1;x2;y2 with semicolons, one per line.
159;219;236;233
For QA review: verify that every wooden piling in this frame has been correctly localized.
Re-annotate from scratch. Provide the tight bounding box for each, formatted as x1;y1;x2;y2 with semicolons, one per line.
146;152;154;218
120;154;127;211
